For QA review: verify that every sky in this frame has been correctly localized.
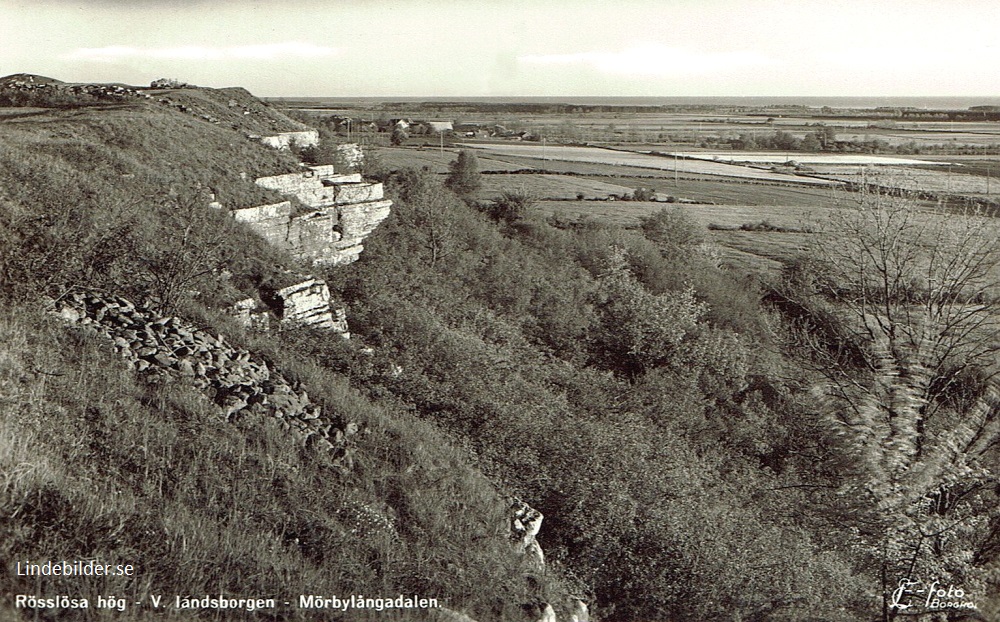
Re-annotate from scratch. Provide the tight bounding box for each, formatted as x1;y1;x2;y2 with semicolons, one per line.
2;0;999;97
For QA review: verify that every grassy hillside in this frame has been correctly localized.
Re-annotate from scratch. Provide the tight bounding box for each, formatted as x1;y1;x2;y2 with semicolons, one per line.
0;89;573;621
2;82;997;622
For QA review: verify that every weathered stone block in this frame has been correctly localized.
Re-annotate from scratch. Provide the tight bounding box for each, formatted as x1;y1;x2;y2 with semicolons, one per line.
275;278;336;329
258;130;319;150
332;182;383;205
231;201;293;246
289;211;335;250
337;199;392;240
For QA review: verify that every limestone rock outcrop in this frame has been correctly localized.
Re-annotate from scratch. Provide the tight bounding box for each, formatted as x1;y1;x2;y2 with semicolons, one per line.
510;500;592;622
228;277;348;335
240;163;391;266
569;599;589;622
257;130;319;150
511;499;546;568
49;289;359;469
272;278;349;335
230;297;271;331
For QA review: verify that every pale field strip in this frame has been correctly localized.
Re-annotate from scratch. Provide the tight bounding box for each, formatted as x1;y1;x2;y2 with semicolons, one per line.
812;166;999;195
459;143;840;185
665;152;945;166
835;132;1000;146
541;197;992;232
892;121;1000;132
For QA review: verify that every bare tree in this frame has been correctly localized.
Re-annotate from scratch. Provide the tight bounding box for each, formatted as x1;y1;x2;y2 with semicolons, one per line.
803;180;1000;621
138;188;232;312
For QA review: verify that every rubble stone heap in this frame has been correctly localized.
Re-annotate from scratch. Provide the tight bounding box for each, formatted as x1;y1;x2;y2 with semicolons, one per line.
50;289;358;469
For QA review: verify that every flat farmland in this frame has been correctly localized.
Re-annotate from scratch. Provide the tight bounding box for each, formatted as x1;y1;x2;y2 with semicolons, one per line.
665;152;946;166
536;200;820;273
460;143;840;185
579;175;854;209
538;201;818;229
467;155;861;208
812;165;1000;196
535;193;1000;277
508;115;1000;150
375;146;530;173
835;131;1000;147
476;174;635;200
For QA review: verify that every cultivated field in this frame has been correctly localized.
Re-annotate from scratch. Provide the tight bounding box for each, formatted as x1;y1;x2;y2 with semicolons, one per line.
367;106;1000;277
664;151;947;166
812;165;1000;196
460;143;840;185
476;174;635;200
537;200;818;273
376;146;528;173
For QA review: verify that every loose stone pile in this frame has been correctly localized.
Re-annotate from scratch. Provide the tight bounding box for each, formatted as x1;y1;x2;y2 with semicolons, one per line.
50;289;358;469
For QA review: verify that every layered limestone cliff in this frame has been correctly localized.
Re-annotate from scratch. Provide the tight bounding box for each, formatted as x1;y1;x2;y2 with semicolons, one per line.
227;157;391;332
238;163;391;267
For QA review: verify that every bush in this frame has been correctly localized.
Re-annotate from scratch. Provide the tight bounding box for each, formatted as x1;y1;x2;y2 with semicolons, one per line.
632;187;655;201
482;190;535;225
639;207;704;252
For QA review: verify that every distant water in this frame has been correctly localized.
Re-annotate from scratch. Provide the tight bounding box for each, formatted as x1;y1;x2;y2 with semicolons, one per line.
280;95;1000;110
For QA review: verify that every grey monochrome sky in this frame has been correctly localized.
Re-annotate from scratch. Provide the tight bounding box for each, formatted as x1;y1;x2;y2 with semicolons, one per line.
2;0;999;97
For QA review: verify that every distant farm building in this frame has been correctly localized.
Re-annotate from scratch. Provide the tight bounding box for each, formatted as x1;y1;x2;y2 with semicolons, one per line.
425;121;454;134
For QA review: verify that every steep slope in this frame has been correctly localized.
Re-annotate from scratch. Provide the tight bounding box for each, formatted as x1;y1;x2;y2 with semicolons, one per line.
0;82;575;621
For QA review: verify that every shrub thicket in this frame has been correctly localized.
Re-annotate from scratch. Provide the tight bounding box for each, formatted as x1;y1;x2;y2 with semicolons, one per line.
321;169;881;621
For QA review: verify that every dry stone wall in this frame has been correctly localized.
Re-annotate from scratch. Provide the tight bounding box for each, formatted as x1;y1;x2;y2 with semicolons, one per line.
49;290;359;468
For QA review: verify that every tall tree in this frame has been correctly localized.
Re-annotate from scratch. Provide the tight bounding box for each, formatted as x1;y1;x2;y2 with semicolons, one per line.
445;149;482;197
